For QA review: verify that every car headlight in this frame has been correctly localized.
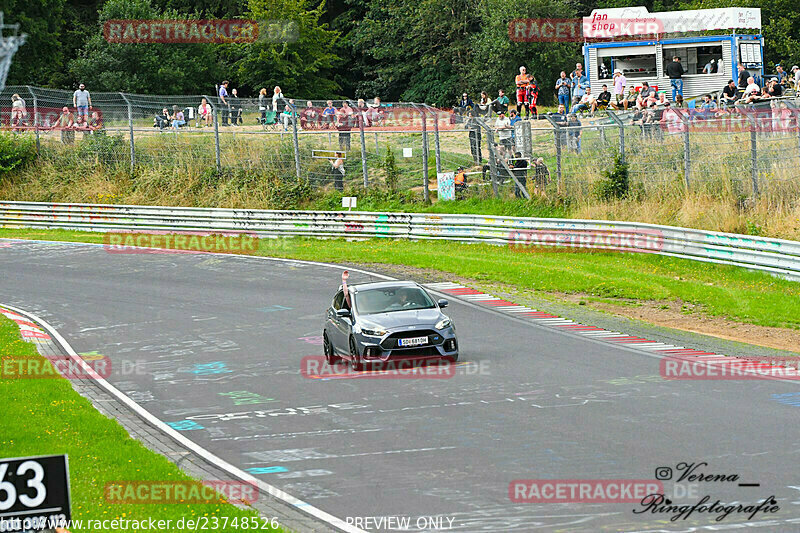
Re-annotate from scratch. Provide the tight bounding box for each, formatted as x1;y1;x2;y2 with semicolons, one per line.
360;327;387;337
435;317;452;330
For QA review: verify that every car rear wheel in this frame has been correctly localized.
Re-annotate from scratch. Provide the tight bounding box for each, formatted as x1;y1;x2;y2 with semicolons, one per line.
324;333;340;365
349;337;364;371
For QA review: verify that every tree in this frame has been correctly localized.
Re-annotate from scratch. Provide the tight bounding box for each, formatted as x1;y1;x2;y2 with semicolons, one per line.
228;0;340;98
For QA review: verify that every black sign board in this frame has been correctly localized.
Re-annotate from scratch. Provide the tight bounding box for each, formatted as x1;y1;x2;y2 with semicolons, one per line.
0;455;70;532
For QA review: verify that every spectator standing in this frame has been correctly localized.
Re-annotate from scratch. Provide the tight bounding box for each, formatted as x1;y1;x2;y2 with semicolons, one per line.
230;88;242;125
703;59;715;74
218;81;230;125
10;94;26;130
466;113;482;164
525;79;539;119
612;69;627;110
73;83;92;123
330;153;345;191
271;86;284;112
511;152;528;198
491;89;509;116
533;158;549;197
569;63;589;106
666;56;685;102
775;65;787;86
494;111;513;158
336;101;354;151
258;88;268;123
367;97;384;126
54;106;75;144
509;109;521;149
566;113;581;153
552;103;568;147
793;66;800;88
737;63;750;95
721;79;738;109
555;71;572;108
515;66;533;117
198;98;213;126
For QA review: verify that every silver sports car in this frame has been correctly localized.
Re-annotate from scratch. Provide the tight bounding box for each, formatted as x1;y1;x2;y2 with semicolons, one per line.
323;280;458;370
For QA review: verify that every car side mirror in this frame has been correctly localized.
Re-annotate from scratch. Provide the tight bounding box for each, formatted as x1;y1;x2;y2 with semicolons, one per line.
335;308;351;318
438;299;449;309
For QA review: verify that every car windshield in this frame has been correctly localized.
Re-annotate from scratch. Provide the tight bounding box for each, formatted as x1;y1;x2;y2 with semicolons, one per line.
354;287;435;315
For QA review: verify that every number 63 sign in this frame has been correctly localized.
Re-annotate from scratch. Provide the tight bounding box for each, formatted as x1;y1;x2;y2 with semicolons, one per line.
0;455;70;532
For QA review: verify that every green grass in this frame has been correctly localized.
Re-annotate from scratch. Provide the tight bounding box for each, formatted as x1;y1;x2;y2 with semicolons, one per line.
2;227;798;329
0;315;282;533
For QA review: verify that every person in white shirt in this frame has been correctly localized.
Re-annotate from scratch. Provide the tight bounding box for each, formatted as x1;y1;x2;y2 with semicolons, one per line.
793;66;800;88
743;77;761;103
494;112;513;157
272;86;285;112
571;87;596;115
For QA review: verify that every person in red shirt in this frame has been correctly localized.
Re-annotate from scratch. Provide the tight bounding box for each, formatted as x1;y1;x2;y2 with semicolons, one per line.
515;66;532;117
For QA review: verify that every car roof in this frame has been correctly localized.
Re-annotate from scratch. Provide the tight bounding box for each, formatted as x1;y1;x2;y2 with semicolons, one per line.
340;280;420;292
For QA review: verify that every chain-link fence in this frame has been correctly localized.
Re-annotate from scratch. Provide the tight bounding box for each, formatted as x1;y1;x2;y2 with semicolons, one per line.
2;85;799;202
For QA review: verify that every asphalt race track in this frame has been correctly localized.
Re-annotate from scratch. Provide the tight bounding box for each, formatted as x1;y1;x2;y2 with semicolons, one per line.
2;238;800;533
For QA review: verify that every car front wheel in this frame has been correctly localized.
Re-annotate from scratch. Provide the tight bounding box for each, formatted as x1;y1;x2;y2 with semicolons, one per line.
324;333;340;365
349;337;364;371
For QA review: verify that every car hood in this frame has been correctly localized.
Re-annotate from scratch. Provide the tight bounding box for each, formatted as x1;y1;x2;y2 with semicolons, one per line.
359;309;443;329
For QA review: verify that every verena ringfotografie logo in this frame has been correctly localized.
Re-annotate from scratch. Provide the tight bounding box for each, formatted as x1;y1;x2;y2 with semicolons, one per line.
508;16;663;42
300;355;463;379
509;479;664;503
103;231;259;254
661;355;800;380
508;228;665;253
104;480;258;504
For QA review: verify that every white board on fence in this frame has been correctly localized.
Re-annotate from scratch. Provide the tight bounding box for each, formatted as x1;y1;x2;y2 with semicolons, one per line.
437;172;455;201
403;148;413;158
342;196;357;209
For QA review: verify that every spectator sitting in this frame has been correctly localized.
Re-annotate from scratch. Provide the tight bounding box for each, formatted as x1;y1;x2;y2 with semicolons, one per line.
595;84;612;112
571;87;596;115
281;104;295;131
300;101;320;129
356;98;370;126
675;94;684;108
636;81;657;109
10;94;27;130
322;100;336;128
655;92;668;107
695;94;717;120
154;107;170;130
742;77;761;104
198;98;213;126
171;105;186;129
477;91;491;117
456;93;474;116
88;111;103;131
767;78;783;98
367;97;385;126
491;89;509;116
721;80;738;109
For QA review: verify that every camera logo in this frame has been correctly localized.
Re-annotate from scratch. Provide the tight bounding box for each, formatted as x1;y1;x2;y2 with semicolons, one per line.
655;467;673;480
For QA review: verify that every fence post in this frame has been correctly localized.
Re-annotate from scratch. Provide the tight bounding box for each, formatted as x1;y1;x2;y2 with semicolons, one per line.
119;92;135;171
788;101;800;166
750;126;759;197
419;105;430;202
431;105;442;174
357;104;368;187
478;118;499;197
26;86;39;154
292;110;302;179
544;115;563;192
213;108;221;172
374;132;380;156
681;113;691;191
608;111;625;163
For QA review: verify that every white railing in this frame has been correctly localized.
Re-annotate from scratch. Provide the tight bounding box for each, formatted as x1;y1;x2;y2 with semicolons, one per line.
2;201;799;281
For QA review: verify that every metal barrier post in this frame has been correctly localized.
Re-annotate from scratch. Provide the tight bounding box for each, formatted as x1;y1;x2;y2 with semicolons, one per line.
478;118;499;197
26;86;39;154
431;105;442;173
356;103;368;187
743;111;760;197
419;105;430;202
292;111;302;179
787;101;800;165
374;132;380;156
213;107;221;172
119;92;135;170
608;111;625;163
681;112;691;191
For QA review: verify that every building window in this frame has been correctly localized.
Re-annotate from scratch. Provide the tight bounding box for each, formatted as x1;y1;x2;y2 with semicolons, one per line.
663;45;723;75
609;53;657;78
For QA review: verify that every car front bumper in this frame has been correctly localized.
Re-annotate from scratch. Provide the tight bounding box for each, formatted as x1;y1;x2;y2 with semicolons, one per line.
354;327;458;362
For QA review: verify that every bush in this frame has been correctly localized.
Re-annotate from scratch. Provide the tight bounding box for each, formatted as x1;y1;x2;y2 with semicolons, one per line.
0;133;37;177
595;153;630;201
383;148;399;193
76;133;127;167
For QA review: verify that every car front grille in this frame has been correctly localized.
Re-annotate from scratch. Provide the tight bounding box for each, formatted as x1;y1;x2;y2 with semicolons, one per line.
381;329;441;349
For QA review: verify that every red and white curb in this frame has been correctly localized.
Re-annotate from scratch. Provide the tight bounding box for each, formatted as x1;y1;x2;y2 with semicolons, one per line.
426;282;725;359
0;306;56;348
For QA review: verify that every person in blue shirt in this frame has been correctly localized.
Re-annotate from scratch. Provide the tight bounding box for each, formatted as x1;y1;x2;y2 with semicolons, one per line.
569;63;589;107
555;72;572;108
218;81;230;125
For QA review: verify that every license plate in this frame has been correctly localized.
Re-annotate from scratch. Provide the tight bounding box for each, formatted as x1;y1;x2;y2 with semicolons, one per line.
398;336;428;347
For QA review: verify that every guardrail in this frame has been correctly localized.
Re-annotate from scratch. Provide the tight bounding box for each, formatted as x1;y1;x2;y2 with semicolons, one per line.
2;201;799;281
